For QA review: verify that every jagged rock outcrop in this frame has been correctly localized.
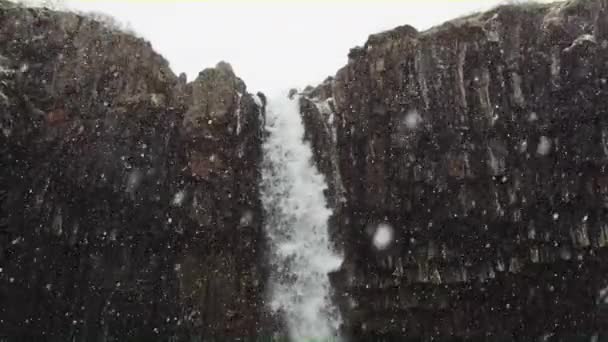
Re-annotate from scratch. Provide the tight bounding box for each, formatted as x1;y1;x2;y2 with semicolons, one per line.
303;0;608;339
0;1;267;339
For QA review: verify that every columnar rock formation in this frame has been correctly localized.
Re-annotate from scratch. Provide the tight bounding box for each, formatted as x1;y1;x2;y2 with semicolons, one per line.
0;1;267;339
301;0;608;339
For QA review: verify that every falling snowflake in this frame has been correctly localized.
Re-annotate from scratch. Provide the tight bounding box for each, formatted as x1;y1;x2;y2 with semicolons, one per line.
171;190;186;206
404;110;422;129
373;223;394;250
537;136;552;156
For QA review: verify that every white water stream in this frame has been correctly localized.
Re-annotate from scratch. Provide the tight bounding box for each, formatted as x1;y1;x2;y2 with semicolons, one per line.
260;93;343;341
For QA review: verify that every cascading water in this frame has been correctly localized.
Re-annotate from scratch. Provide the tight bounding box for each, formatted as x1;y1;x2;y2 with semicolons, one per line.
260;92;343;341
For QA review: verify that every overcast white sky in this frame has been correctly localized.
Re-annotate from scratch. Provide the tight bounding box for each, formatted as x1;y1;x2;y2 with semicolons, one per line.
56;0;548;94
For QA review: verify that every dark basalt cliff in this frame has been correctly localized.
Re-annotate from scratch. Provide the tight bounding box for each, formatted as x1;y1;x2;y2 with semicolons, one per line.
0;1;268;339
302;0;608;339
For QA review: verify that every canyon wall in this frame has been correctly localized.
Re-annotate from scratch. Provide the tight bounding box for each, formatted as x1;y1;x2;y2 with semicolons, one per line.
0;1;268;339
302;0;608;339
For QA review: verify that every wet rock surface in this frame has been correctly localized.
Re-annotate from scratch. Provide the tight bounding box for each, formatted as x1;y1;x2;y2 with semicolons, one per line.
303;0;608;339
0;1;267;339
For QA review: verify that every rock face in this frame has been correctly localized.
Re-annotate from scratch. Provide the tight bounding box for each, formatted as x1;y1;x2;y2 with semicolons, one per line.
0;1;267;339
302;0;608;339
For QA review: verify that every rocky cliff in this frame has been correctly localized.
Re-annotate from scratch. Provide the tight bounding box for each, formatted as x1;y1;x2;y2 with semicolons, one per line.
0;1;268;339
302;0;608;339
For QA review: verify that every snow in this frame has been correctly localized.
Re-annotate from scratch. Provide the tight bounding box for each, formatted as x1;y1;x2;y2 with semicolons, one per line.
537;136;552;156
373;223;394;251
253;94;264;107
404;110;422;130
528;112;538;122
171;190;185;206
235;92;243;135
239;210;254;227
125;169;143;194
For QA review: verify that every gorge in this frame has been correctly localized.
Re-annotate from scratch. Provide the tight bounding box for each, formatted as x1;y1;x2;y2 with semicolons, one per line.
2;0;608;340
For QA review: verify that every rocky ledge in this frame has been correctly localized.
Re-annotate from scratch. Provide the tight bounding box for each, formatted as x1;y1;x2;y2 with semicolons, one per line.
301;0;608;339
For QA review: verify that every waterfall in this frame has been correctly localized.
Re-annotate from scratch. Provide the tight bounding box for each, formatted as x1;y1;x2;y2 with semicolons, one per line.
260;92;343;341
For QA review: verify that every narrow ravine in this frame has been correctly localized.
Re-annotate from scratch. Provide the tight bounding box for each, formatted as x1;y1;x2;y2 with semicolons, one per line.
260;92;343;341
